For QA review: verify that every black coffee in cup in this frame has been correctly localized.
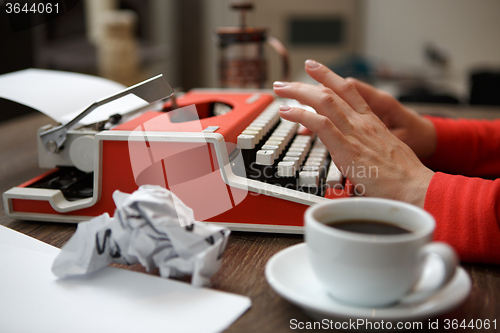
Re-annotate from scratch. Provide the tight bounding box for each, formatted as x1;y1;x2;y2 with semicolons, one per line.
326;219;411;235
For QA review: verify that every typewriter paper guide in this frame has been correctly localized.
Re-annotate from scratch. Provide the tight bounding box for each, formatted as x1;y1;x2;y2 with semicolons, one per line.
0;69;150;125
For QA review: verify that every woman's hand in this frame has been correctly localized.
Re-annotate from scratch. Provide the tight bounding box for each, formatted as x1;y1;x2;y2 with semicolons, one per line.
273;60;434;208
346;77;437;159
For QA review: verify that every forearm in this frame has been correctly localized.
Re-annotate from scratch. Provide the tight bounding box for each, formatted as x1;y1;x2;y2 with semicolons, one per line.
421;117;500;177
425;172;500;264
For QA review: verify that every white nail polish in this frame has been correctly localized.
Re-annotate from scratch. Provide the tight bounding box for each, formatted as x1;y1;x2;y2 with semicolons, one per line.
273;81;289;88
305;59;320;68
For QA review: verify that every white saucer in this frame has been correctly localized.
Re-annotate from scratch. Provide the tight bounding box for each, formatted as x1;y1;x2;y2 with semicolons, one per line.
265;243;471;322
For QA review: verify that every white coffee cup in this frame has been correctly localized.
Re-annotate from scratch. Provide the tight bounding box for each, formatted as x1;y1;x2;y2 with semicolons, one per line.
305;198;458;308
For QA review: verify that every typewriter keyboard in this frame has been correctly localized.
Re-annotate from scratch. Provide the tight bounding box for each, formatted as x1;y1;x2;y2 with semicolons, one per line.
237;101;344;197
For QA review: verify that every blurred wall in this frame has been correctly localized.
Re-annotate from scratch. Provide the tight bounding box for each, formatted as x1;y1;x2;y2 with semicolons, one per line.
363;0;500;92
149;0;180;88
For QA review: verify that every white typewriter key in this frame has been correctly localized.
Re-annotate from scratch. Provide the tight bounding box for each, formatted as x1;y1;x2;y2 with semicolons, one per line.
256;150;275;165
256;113;275;121
290;142;310;152
326;161;343;188
291;144;308;153
293;136;311;143
242;130;259;138
305;160;322;167
241;131;259;145
311;145;327;151
299;171;320;187
237;134;256;149
301;165;319;172
250;120;268;128
294;135;313;142
268;136;286;146
277;161;296;177
268;135;286;142
261;145;279;159
256;116;273;124
263;105;279;113
290;142;307;149
245;126;263;140
269;115;280;125
276;127;292;134
260;107;276;114
308;152;326;159
251;119;267;124
288;147;306;160
293;140;311;149
274;130;292;140
307;152;326;160
279;125;297;133
276;131;294;145
266;111;280;119
245;125;263;131
286;150;303;157
288;147;305;153
276;122;294;130
306;157;324;165
283;156;300;169
281;121;298;129
273;127;292;135
251;123;271;136
313;140;326;148
310;148;328;157
285;151;304;164
307;155;325;164
269;114;281;125
265;140;283;154
279;118;295;124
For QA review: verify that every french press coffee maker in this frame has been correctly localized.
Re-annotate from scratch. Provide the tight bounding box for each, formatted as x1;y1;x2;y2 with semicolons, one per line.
215;2;290;88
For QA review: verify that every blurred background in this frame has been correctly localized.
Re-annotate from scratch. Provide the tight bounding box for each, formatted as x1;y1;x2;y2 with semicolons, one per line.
1;0;500;122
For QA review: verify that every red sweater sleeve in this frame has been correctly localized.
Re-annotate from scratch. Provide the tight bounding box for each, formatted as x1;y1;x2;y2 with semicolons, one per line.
421;116;500;177
425;173;500;264
422;117;500;263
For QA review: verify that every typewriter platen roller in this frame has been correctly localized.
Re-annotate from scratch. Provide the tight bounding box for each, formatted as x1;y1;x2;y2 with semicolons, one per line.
3;77;354;233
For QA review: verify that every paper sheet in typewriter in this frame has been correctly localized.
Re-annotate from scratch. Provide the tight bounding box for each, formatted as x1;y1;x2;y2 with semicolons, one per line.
0;68;150;125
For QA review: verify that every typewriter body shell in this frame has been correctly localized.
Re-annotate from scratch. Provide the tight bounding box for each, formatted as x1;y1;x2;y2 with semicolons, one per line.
3;90;335;233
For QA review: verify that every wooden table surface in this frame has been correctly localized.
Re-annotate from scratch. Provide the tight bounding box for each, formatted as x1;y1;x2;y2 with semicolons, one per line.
1;106;500;332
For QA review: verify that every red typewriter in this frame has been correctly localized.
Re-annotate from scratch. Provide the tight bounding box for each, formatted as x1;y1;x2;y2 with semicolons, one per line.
3;75;351;233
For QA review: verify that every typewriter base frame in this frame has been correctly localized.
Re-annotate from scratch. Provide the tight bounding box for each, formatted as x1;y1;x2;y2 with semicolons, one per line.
4;130;328;233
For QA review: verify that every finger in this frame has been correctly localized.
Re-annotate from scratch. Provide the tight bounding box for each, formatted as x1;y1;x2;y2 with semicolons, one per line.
305;60;370;114
297;124;313;135
273;81;354;132
346;77;394;115
278;105;348;151
274;81;354;115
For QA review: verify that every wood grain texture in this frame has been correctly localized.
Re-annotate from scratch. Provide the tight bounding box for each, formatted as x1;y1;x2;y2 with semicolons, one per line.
1;110;500;332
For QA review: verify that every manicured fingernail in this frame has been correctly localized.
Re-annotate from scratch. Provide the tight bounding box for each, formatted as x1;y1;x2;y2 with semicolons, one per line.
279;105;291;112
273;81;289;88
305;59;320;68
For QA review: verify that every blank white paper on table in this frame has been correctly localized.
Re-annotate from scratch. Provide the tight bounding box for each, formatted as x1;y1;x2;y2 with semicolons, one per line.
0;226;251;333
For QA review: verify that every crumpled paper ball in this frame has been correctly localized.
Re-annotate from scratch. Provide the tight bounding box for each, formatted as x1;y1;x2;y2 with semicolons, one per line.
52;185;230;287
